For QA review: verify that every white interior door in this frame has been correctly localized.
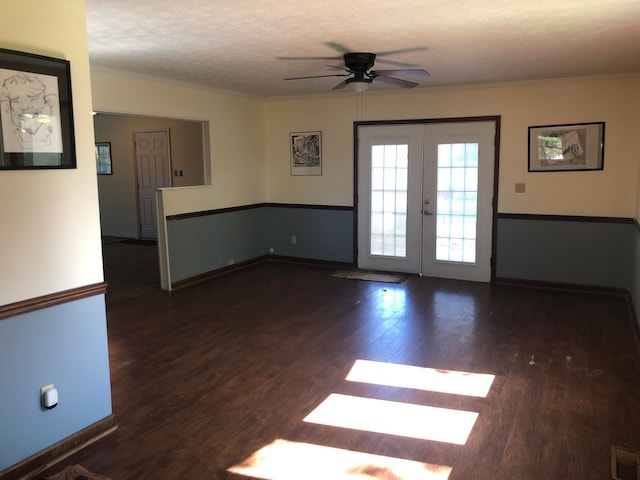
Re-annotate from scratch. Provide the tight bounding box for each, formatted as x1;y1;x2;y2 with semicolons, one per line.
357;121;496;282
135;130;171;239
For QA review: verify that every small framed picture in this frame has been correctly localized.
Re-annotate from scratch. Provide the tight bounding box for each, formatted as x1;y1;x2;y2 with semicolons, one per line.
95;142;112;175
0;48;76;170
290;131;322;176
528;122;604;172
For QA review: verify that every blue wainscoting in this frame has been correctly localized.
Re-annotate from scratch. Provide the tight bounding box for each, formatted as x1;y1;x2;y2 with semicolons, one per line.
166;206;266;283
263;204;353;264
496;214;635;290
165;207;637;300
165;204;354;285
0;294;112;471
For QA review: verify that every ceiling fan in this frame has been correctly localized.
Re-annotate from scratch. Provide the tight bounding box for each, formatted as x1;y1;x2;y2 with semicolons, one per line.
283;50;430;92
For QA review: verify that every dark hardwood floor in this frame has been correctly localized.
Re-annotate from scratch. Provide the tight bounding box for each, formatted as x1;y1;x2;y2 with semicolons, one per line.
39;242;640;479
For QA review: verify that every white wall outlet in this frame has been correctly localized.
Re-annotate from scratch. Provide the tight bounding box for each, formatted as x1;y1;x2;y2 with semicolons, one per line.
269;247;274;253
515;182;526;193
227;258;235;265
291;235;297;245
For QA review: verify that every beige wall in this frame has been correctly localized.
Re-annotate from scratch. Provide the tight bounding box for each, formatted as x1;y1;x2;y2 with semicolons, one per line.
94;114;205;238
91;70;266;216
0;0;103;305
91;68;639;220
265;76;640;217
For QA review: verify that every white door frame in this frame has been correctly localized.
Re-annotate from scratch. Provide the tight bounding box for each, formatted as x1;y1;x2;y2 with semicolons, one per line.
354;116;500;282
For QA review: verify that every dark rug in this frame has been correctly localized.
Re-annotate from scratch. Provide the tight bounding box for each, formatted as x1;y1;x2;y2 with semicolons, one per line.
121;238;157;246
329;269;408;283
101;237;157;246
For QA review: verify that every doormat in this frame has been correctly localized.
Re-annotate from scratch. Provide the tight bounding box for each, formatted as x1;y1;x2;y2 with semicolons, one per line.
46;464;112;480
329;270;407;283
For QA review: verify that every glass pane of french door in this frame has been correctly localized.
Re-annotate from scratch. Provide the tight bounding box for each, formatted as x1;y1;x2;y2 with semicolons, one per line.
370;144;408;258
435;142;479;263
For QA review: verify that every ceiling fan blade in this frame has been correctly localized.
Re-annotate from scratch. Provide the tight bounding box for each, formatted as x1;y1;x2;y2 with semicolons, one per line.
373;75;419;89
372;69;430;77
327;64;352;73
277;55;341;61
376;47;427;57
324;42;352;54
374;58;419;68
285;73;350;81
332;80;349;90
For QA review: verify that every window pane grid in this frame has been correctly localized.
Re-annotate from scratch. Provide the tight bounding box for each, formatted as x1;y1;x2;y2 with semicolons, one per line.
370;144;408;258
435;143;479;263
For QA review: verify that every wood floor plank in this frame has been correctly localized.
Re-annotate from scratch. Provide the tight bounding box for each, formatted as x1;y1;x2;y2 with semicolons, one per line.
33;244;640;480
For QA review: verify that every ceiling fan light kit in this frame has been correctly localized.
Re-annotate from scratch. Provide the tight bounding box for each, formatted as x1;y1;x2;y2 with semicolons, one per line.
347;78;372;93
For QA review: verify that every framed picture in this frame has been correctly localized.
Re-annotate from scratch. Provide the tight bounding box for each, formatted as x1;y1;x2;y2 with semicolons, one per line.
528;122;604;172
95;142;112;175
0;48;76;170
290;131;322;176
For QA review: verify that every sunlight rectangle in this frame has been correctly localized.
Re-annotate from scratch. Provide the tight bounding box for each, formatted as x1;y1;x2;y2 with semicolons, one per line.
304;394;478;445
346;359;495;397
228;439;452;480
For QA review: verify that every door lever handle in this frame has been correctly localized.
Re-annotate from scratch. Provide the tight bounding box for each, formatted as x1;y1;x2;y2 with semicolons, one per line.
423;210;433;216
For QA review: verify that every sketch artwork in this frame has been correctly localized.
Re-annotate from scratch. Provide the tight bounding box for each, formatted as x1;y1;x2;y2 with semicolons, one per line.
290;131;322;176
0;69;63;154
528;122;604;172
537;127;586;167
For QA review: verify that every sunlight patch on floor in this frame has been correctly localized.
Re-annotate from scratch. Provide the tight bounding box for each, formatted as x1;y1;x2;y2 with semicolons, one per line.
346;359;495;397
228;439;452;480
304;393;478;445
229;359;494;479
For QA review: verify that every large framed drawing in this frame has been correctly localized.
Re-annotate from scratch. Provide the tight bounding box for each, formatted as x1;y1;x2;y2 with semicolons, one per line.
0;48;76;170
528;122;604;172
290;131;322;176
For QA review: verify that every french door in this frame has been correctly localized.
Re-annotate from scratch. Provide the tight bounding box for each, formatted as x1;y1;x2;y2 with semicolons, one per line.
357;121;496;282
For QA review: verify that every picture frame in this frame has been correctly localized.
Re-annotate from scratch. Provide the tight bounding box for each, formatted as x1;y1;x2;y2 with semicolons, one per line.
528;122;604;172
95;142;112;175
290;131;322;176
0;48;76;170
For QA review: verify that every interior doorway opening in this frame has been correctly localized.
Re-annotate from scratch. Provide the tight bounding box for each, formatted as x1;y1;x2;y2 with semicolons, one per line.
94;112;210;241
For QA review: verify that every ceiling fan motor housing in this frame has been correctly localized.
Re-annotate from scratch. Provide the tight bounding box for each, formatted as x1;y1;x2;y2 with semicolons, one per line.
343;52;376;73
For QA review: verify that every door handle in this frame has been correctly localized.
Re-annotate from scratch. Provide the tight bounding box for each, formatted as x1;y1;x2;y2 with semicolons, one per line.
423;210;433;216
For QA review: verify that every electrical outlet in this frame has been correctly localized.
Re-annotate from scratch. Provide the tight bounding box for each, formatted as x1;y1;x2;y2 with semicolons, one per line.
269;247;274;253
227;258;235;265
291;235;297;245
515;183;526;193
40;384;57;410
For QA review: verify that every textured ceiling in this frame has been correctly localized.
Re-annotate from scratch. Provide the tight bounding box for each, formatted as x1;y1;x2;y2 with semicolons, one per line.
85;0;640;98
